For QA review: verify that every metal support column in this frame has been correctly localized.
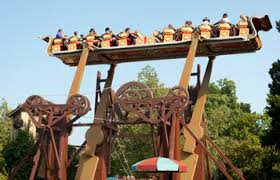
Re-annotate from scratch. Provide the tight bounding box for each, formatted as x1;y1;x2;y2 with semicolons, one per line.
75;64;116;180
181;57;215;180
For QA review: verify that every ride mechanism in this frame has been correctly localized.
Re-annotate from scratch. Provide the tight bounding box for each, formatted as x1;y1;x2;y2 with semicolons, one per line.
8;15;271;180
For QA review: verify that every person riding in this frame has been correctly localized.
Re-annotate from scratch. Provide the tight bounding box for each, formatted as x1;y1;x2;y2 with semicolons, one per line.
55;29;64;39
198;17;213;38
69;31;79;41
62;35;69;49
68;31;80;48
221;13;230;24
79;34;85;44
163;24;176;41
88;28;99;39
86;28;100;46
54;29;69;49
177;20;194;40
164;24;176;33
185;21;194;29
118;27;137;44
74;31;78;38
102;27;116;38
238;14;249;25
102;27;117;46
236;14;249;36
153;30;164;43
201;17;211;26
213;13;232;36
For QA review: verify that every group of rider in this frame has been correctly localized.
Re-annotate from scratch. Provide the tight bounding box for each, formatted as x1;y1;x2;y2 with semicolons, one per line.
55;13;249;49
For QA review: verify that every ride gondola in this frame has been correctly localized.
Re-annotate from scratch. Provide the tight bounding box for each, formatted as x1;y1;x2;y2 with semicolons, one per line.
42;15;271;66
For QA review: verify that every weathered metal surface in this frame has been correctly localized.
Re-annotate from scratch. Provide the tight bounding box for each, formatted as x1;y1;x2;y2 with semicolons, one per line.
181;119;234;180
179;33;200;88
43;16;271;66
8;95;90;180
68;46;91;97
75;64;116;180
181;57;215;180
114;82;190;125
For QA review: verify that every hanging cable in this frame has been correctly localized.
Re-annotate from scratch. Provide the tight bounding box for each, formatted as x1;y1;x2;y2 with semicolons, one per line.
30;85;169;97
116;140;133;176
112;151;129;176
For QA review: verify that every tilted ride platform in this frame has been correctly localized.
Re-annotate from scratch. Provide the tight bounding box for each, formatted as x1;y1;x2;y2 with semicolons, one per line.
43;16;271;66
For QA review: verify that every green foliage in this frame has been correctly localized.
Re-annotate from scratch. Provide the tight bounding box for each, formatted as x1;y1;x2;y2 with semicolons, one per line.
0;100;35;180
262;59;280;148
205;79;279;179
137;65;169;97
0;100;12;179
2;129;34;180
67;145;80;180
110;125;154;178
224;141;280;180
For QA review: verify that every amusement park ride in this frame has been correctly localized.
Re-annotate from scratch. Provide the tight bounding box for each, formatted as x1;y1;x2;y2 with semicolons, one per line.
8;15;271;180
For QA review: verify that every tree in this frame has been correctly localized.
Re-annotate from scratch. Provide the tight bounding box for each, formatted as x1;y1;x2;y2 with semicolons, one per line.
2;130;34;180
137;65;169;97
0;100;12;179
262;59;280;148
110;65;168;177
67;145;80;180
205;79;277;179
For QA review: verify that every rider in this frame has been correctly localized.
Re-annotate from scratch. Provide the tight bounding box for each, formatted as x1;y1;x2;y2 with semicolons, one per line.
213;13;232;36
102;27;117;46
221;13;230;23
163;24;176;41
124;27;137;44
236;14;249;36
239;14;248;23
55;29;68;49
165;24;176;33
79;34;85;44
185;21;194;28
153;30;164;43
68;31;79;48
177;20;194;40
198;17;213;38
55;29;64;39
201;17;212;26
86;28;100;46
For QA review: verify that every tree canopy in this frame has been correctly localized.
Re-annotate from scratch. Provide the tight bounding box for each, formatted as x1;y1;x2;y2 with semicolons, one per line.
262;59;280;148
0;100;12;179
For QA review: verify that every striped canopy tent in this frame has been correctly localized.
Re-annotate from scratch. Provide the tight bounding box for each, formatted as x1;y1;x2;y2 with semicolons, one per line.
131;157;187;172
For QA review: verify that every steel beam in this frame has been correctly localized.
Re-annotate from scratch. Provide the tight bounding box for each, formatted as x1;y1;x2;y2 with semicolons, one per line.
177;33;200;180
75;64;116;180
179;33;200;88
68;46;91;97
181;57;215;180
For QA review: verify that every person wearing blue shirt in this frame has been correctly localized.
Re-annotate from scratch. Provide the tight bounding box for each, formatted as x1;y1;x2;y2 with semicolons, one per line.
56;29;64;39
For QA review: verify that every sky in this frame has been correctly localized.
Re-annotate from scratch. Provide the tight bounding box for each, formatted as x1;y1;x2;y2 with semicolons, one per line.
0;0;279;145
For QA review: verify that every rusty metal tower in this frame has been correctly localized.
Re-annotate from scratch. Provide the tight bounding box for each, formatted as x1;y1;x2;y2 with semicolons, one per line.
8;15;271;180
